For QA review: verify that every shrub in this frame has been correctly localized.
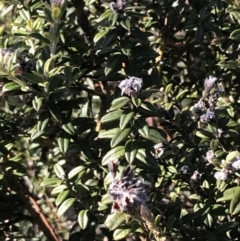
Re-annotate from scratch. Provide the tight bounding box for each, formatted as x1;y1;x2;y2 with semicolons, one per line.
1;0;240;240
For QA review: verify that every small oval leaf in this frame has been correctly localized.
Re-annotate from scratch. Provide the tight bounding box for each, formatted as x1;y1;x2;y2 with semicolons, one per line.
105;212;126;230
111;128;131;148
57;198;75;217
113;227;132;240
54;163;65;179
102;146;125;165
68;166;85;179
78;209;89;229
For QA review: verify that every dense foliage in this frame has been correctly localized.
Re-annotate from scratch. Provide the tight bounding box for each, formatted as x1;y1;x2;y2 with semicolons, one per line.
1;0;240;240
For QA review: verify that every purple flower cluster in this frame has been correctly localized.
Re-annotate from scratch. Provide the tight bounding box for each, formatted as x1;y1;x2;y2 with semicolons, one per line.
118;76;143;97
210;151;240;181
110;0;126;13
107;162;151;217
193;76;224;124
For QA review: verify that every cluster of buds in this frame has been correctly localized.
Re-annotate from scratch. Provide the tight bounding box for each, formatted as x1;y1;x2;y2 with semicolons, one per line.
214;155;240;181
110;0;126;14
107;161;152;219
193;76;224;124
118;76;142;97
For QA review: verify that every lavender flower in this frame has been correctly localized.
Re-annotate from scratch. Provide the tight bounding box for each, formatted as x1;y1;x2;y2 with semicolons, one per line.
193;101;205;117
206;150;215;162
214;169;228;181
200;109;215;123
204;76;217;93
110;0;126;13
231;158;240;170
118;76;143;97
50;0;62;6
108;165;151;217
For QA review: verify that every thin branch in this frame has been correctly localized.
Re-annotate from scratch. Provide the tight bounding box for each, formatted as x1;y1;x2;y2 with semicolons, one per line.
16;184;62;241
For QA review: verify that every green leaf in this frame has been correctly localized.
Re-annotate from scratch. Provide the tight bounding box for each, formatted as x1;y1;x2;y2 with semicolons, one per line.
57;132;70;154
105;212;126;230
111;128;131;147
33;96;44;112
135;148;158;169
195;26;205;41
125;140;139;163
78;210;89;229
102;146;125;165
99;128;120;139
226;151;239;163
230;189;240;215
62;122;75;135
119;111;135;129
44;56;58;75
142;128;166;143
52;7;62;20
93;29;108;43
218;60;240;70
217;187;240;202
120;18;131;31
104;55;123;75
113;227;132;240
168;166;177;174
140;102;158;115
1;4;14;17
57;198;75;217
176;89;189;100
101;109;123;123
29;33;50;44
2;82;21;92
109;12;118;26
196;130;213;139
97;9;113;23
51;185;68;195
210;140;219;151
138;89;159;100
230;29;240;41
19;9;30;20
199;230;216;241
131;28;153;41
54;164;65;179
41;178;62;187
102;29;118;47
0;143;9;155
30;128;44;140
68;166;85;179
37;111;50;132
22;73;44;84
134;119;149;137
131;46;158;58
56;190;70;206
131;97;142;107
214;221;239;235
166;216;177;231
78;140;93;158
48;102;63;123
110;96;130;111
